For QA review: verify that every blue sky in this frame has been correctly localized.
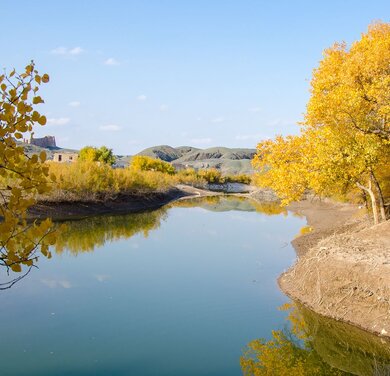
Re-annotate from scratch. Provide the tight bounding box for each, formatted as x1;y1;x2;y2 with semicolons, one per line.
2;1;389;154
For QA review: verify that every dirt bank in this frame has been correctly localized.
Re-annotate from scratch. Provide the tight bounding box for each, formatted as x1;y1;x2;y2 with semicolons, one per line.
280;199;390;339
28;185;222;220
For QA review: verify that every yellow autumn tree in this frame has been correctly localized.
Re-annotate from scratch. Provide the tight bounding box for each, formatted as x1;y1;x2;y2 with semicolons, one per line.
130;155;175;175
0;62;56;288
79;145;116;165
306;22;390;141
253;22;390;224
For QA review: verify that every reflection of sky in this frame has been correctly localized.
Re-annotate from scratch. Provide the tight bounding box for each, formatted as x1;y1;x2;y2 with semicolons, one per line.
41;279;72;289
0;200;305;376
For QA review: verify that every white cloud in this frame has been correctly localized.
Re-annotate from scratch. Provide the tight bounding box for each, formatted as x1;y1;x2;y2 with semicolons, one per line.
190;137;212;145
137;94;147;101
95;274;110;282
211;117;224;123
99;124;122;131
51;46;84;56
47;117;70;126
68;101;81;107
104;57;120;66
41;279;72;289
69;47;83;55
159;104;168;111
249;107;262;113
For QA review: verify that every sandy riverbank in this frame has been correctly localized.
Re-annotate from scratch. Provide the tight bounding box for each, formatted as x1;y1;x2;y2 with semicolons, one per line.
280;199;390;339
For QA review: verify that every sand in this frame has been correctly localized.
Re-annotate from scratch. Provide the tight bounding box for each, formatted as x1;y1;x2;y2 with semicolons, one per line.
280;198;390;339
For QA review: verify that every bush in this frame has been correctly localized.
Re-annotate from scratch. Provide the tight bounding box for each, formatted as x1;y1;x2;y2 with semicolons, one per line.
197;168;225;184
225;174;252;184
176;168;207;187
79;146;116;165
45;161;176;201
130;156;175;175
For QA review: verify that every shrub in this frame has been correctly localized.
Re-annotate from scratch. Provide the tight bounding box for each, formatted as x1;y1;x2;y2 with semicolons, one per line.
130;156;175;175
79;146;116;166
197;168;225;184
45;161;176;202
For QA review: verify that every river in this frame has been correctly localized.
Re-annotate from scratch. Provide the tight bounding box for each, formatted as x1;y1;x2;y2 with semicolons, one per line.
0;196;389;375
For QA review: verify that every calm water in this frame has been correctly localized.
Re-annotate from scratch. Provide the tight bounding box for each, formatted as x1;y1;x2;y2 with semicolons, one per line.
1;197;389;375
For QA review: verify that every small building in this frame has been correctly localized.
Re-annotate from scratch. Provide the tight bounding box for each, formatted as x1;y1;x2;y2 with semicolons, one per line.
53;152;78;163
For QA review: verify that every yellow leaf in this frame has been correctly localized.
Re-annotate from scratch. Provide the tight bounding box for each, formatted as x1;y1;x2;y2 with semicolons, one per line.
38;115;47;125
40;151;47;162
33;96;44;105
10;264;21;272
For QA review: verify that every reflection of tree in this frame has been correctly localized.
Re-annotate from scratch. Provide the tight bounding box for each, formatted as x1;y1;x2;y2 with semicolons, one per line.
241;303;390;375
170;196;287;216
54;197;290;255
297;303;390;376
54;209;168;254
250;200;288;216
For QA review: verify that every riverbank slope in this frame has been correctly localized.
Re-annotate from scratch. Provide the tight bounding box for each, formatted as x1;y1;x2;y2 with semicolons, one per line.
28;185;222;220
280;199;390;339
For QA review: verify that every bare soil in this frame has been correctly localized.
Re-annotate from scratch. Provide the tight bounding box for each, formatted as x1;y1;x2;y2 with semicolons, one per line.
280;198;390;339
28;185;222;220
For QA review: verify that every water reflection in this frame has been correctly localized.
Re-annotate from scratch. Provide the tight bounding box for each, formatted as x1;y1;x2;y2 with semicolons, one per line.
170;195;288;216
54;196;287;254
241;302;390;375
54;209;168;254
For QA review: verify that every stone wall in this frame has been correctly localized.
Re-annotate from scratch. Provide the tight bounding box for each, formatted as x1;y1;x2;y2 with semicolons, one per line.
52;152;78;163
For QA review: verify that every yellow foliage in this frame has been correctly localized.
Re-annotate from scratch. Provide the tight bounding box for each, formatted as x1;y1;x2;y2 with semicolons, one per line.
79;145;116;165
197;168;224;183
45;160;253;202
130;155;175;175
185;168;251;185
46;161;176;201
176;168;207;186
0;62;55;283
305;22;390;141
252;22;390;223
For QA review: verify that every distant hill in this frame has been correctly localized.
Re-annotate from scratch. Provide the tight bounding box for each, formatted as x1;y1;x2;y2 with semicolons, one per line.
136;145;256;174
136;145;200;162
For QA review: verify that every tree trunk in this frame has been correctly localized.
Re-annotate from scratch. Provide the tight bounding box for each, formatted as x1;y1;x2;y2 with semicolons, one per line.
356;179;379;225
371;171;387;221
361;190;369;210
